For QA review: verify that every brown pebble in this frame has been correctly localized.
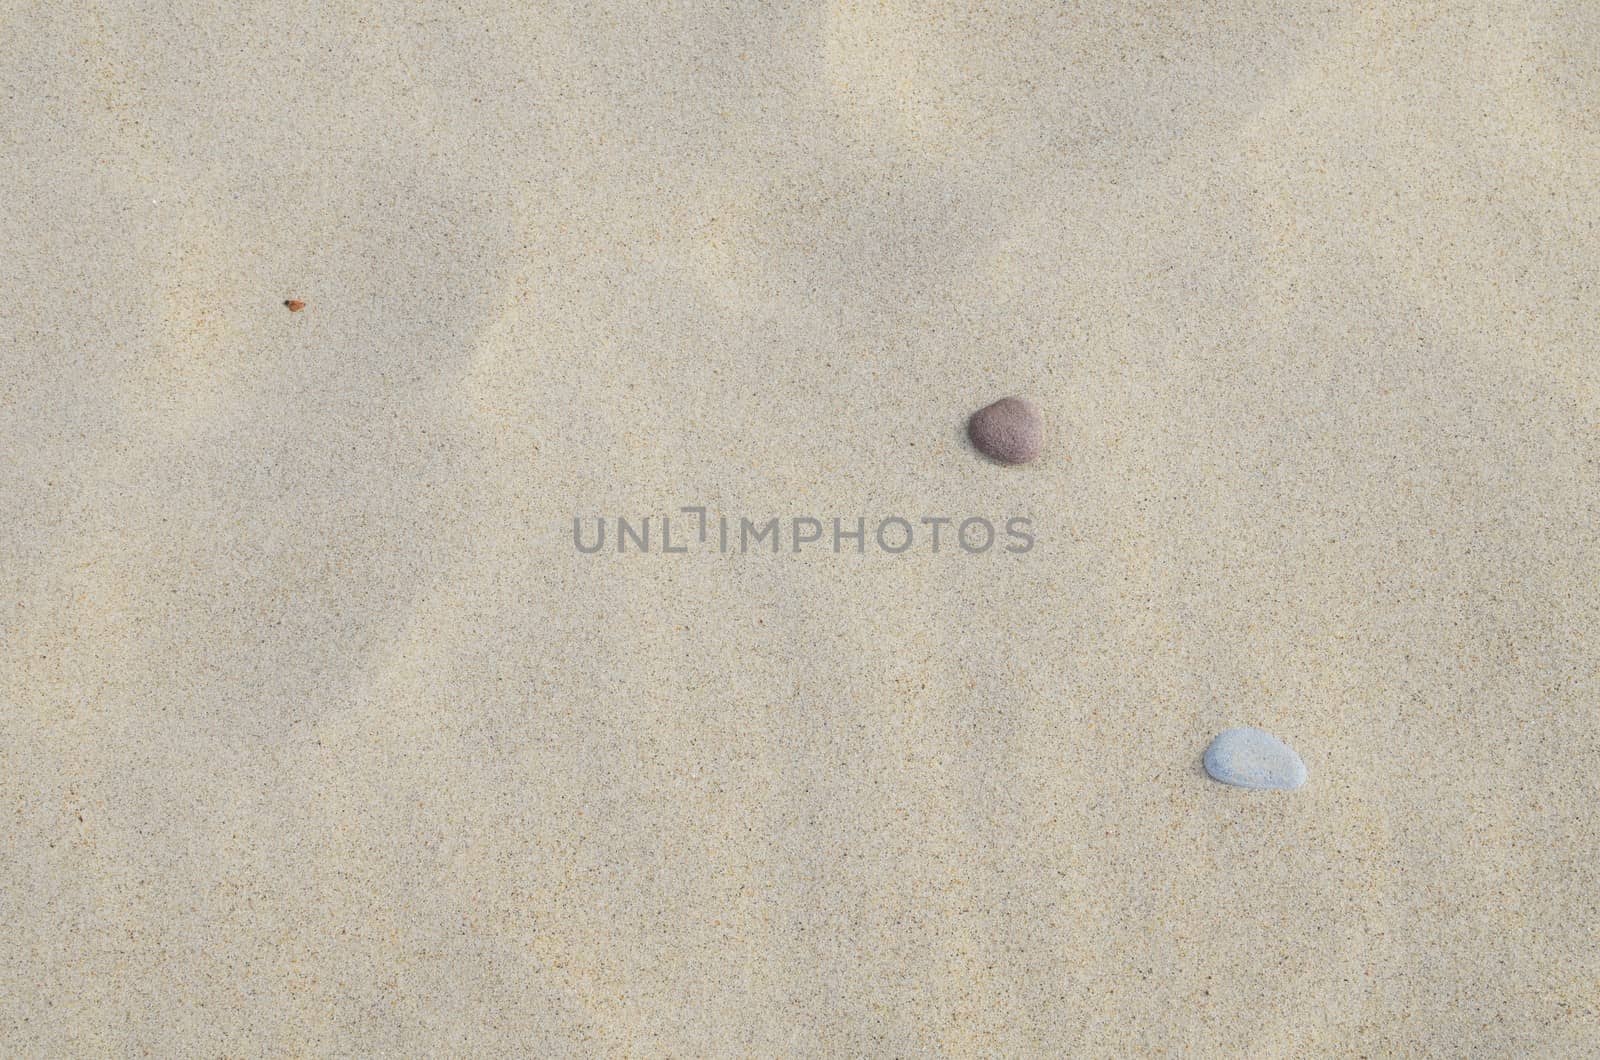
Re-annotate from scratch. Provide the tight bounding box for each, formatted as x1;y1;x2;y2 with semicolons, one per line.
967;396;1044;465
284;299;305;312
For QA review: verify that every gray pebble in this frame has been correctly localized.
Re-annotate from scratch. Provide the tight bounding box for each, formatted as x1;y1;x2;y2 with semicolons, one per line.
1203;727;1307;791
967;396;1043;465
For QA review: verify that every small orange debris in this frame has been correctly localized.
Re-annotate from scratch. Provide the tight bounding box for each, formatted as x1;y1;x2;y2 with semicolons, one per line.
284;299;306;312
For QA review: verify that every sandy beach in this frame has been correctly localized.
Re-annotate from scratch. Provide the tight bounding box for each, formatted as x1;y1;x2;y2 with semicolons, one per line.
3;1;1598;1055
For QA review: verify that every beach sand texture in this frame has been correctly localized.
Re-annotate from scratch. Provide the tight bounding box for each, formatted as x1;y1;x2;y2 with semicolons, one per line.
3;2;1599;1055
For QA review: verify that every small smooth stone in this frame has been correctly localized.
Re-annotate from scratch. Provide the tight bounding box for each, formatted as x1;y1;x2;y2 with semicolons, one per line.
968;396;1043;464
1203;727;1307;791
